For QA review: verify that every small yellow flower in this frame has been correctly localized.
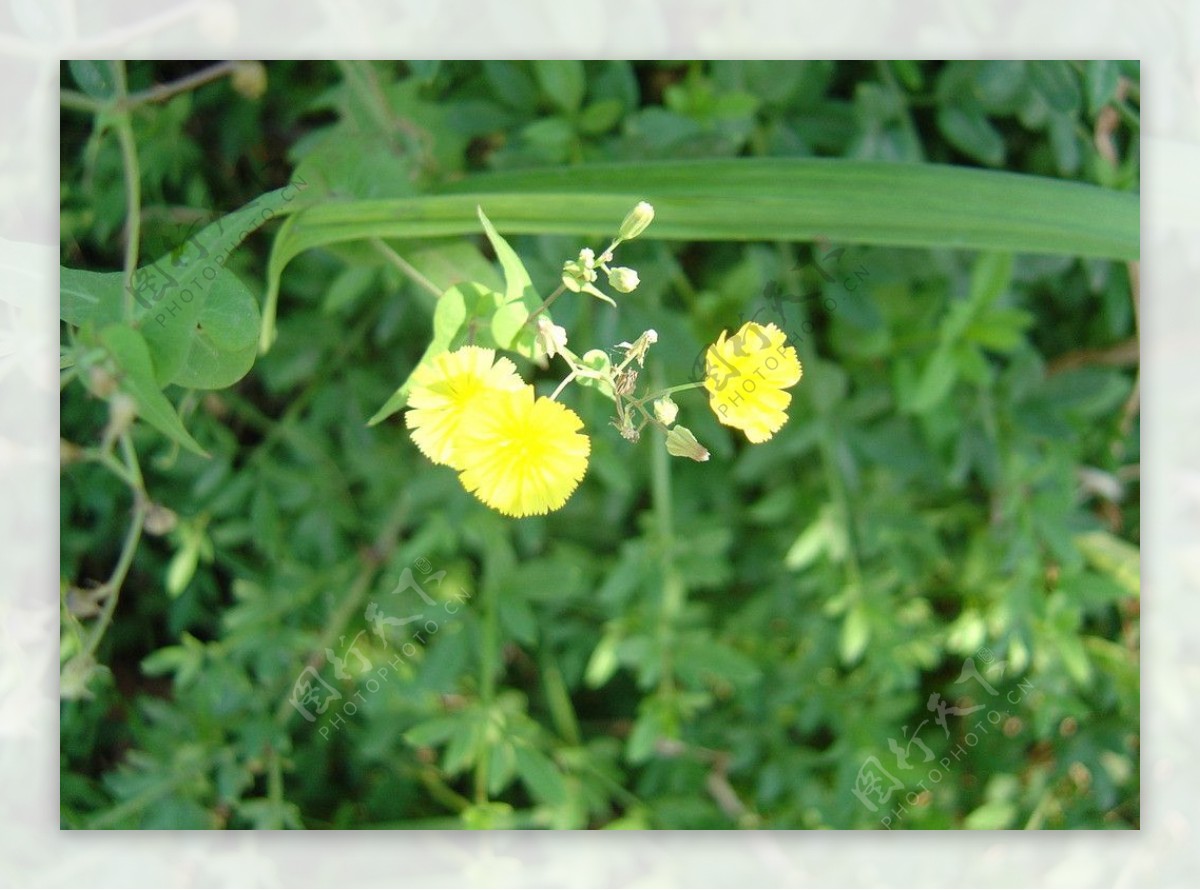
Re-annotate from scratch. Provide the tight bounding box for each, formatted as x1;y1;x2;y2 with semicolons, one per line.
704;322;803;443
455;387;591;518
405;346;525;467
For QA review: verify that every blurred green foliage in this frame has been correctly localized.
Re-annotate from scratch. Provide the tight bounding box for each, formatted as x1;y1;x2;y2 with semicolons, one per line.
60;60;1138;829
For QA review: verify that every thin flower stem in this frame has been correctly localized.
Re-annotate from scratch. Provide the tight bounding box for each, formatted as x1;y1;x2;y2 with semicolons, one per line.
524;284;566;328
548;370;578;402
475;579;499;804
60;89;100;113
123;61;238;108
79;433;146;663
654;381;707;399
651;375;686;701
113;62;142;320
371;238;442;298
266;746;286;828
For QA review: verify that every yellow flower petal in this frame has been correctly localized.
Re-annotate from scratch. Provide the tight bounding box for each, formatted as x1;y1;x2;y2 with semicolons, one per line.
455;387;591;518
405;346;525;467
703;322;803;443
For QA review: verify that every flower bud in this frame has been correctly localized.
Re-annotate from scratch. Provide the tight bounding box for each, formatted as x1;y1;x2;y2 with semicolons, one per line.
87;365;118;399
607;266;640;293
562;248;598;293
105;393;138;443
653;396;678;426
144;502;179;536
618;201;655;241
231;61;268;100
665;425;709;462
535;317;568;359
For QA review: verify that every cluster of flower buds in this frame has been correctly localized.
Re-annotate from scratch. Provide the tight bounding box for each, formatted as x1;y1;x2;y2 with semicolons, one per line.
561;202;654;306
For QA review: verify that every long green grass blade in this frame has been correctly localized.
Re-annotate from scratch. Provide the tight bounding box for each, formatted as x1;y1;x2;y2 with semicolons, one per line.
261;158;1138;351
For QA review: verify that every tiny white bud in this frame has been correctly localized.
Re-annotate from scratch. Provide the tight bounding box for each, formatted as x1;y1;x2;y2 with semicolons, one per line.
608;267;640;293
536;317;568;359
653;396;678;426
618;201;655;241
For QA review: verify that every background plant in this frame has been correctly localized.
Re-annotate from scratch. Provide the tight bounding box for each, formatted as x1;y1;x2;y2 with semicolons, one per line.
60;60;1139;829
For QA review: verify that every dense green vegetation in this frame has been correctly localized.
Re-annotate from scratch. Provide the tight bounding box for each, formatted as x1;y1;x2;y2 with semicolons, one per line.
60;60;1139;829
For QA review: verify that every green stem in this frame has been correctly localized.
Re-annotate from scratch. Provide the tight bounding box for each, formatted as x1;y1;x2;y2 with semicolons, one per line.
60;89;101;113
266;746;288;829
651;406;685;699
123;61;237;108
371;238;442;298
525;283;567;328
475;580;499;804
113;62;142;320
79;433;146;662
548;369;577;402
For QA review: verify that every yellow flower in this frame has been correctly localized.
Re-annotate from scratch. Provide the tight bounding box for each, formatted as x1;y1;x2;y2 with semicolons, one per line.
405;346;525;467
704;321;803;443
455;387;591;518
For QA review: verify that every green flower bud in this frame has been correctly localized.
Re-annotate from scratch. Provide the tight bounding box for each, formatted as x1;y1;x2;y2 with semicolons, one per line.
665;425;710;462
562;248;598;293
653;395;678;426
607;266;640;293
618;201;655;241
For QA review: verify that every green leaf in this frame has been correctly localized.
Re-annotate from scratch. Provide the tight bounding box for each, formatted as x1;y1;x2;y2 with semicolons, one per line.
69;61;118;99
486;742;518;796
139;185;305;376
166;537;200;597
1085;61;1120;114
968;251;1014;310
584;629;621;688
964;800;1017;830
965;307;1034;352
98;325;207;456
576;349;616;400
533;60;586;114
404;715;465;748
1028;61;1082;114
476;206;540;353
403;239;505;294
908;344;958;413
839;602;871;665
578;99;624;135
169;268;261;389
63;185;305;388
936;105;1006;166
1075;530;1140;596
264;160;1139;331
368;281;501;425
60;266;123;327
515;747;568;806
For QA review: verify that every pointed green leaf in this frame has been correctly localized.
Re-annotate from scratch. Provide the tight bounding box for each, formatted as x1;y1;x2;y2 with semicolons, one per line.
99;325;207;456
368;282;501;426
